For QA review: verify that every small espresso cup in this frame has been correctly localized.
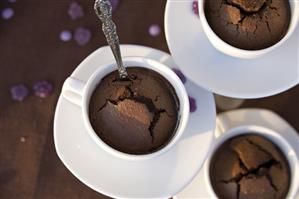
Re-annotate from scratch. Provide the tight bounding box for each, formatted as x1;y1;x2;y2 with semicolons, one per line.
198;0;299;59
204;125;299;199
62;56;190;160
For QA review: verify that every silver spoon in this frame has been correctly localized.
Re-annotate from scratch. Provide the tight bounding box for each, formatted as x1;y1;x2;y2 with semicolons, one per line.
94;0;128;79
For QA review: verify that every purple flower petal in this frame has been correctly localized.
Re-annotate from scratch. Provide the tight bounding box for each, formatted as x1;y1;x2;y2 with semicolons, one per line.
189;96;197;113
10;84;29;101
172;68;187;84
60;30;72;42
68;2;84;20
1;8;14;20
8;0;17;3
149;24;161;37
74;27;92;46
192;0;199;17
33;80;53;98
109;0;120;11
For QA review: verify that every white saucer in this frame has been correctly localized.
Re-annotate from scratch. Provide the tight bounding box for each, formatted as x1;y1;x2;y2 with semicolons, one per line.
54;45;216;198
175;108;299;198
165;0;299;99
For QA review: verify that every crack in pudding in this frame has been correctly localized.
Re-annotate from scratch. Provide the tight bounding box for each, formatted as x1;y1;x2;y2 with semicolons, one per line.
204;0;291;50
209;134;290;199
89;67;179;155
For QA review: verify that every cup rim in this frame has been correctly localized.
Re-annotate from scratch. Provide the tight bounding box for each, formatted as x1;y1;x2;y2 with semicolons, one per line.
80;56;190;161
204;125;299;198
198;0;299;59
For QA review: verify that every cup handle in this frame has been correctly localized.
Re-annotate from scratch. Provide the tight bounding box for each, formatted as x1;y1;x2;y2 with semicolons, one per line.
62;77;86;107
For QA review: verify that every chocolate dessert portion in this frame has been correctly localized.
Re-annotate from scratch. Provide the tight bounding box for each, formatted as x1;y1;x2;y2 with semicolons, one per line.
205;0;291;50
210;134;290;199
89;67;179;155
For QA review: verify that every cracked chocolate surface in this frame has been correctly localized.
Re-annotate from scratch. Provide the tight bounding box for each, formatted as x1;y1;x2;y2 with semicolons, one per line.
205;0;291;50
89;67;179;155
210;134;290;199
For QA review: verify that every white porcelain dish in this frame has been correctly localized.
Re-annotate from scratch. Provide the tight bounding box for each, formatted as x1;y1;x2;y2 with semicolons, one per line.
175;108;299;199
54;45;216;198
165;0;299;99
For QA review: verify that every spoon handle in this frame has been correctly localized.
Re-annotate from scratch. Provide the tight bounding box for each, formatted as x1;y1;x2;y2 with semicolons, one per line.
94;0;128;79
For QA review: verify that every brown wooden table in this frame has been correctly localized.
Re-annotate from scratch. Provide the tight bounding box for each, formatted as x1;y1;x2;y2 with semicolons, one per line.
0;0;298;198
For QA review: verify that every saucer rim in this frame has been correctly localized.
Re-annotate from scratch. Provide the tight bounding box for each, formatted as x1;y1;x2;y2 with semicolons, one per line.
164;0;299;99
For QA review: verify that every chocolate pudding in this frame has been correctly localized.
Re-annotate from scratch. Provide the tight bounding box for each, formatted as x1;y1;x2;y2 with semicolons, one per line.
89;67;179;155
210;134;290;199
205;0;291;50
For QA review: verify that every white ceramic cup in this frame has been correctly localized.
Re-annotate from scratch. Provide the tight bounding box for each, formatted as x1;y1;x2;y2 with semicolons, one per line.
198;0;299;59
204;125;299;199
61;56;190;160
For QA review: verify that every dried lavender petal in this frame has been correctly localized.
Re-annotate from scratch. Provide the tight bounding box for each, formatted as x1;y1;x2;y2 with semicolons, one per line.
192;0;199;17
33;80;53;98
172;68;187;84
68;2;84;20
10;84;29;101
189;96;197;113
109;0;119;11
60;30;72;42
74;27;92;46
1;8;14;20
149;24;161;37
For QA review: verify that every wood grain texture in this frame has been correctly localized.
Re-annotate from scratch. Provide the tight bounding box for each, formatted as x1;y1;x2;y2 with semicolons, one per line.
0;0;298;198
